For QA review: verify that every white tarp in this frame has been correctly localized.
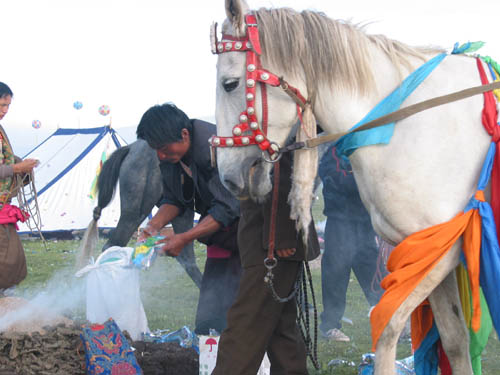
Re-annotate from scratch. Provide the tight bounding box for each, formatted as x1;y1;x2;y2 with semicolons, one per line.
14;126;127;233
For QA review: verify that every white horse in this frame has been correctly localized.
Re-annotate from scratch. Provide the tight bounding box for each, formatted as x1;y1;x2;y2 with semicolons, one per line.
212;0;499;374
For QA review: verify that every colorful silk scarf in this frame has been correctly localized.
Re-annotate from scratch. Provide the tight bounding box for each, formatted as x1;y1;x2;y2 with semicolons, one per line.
370;57;500;375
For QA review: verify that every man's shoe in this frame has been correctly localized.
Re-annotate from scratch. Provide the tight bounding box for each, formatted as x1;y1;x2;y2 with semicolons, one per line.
321;328;350;342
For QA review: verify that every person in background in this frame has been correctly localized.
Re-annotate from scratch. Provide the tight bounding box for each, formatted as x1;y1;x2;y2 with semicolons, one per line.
137;103;241;335
213;153;320;375
0;82;39;292
318;145;386;342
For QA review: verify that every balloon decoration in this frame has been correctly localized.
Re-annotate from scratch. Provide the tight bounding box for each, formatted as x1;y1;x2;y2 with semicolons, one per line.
32;120;41;129
98;105;110;116
73;101;83;110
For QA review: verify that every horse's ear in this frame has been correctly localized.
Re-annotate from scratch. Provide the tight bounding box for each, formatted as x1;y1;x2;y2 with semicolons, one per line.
225;0;249;36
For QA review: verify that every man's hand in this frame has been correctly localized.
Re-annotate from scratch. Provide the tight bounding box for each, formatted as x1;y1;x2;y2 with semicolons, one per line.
12;159;39;174
276;248;296;258
157;232;189;257
138;203;180;241
138;222;159;242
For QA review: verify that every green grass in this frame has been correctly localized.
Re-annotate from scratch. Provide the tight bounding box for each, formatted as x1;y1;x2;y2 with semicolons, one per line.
13;196;500;374
16;236;500;374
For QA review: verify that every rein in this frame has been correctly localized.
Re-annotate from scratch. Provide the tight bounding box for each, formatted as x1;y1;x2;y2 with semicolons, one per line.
283;79;500;154
211;14;314;285
210;15;319;367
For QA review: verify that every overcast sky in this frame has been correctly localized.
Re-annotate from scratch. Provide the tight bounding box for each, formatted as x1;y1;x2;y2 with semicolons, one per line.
2;0;499;153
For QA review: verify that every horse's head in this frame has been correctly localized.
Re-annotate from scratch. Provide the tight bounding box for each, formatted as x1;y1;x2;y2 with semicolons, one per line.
212;0;308;201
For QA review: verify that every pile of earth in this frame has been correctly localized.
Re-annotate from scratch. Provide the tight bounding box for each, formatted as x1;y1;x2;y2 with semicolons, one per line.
0;323;85;374
0;327;199;374
133;341;198;375
0;297;198;375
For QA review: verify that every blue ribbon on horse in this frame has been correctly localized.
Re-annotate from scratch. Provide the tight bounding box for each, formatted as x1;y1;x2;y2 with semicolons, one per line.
334;52;447;159
464;143;500;335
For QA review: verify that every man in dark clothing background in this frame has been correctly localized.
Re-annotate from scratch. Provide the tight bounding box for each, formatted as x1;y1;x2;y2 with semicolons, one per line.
213;154;320;375
137;103;241;335
318;145;386;342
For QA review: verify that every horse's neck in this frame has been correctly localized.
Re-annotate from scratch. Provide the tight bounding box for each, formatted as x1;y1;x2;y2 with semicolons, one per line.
311;51;491;243
314;47;424;134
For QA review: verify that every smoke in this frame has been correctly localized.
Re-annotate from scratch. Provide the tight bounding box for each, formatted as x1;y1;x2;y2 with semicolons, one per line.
0;244;202;335
138;254;202;331
0;268;86;333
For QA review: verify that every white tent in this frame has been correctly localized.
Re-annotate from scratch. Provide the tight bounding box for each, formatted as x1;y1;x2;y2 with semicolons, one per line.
14;126;127;234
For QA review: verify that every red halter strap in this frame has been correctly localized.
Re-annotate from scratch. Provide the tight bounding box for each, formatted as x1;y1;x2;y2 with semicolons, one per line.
211;14;307;157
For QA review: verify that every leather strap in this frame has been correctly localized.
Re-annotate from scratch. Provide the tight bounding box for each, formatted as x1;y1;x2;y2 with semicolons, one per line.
303;80;500;149
267;160;280;261
179;161;193;178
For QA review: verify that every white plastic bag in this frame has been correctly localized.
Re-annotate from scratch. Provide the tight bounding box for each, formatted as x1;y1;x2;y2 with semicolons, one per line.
75;246;149;340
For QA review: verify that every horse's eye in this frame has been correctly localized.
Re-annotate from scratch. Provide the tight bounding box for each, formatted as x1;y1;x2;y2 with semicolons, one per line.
222;79;239;93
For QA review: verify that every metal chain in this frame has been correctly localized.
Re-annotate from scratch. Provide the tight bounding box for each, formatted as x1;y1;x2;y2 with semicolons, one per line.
264;260;320;369
264;261;300;303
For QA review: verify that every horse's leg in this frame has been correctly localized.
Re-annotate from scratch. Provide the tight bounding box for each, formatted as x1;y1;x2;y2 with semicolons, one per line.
172;209;203;289
428;269;472;374
374;241;465;375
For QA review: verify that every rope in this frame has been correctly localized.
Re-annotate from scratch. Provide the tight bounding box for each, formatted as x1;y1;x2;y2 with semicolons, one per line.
262;158;319;369
264;260;320;369
279;80;500;155
296;261;320;369
15;172;47;248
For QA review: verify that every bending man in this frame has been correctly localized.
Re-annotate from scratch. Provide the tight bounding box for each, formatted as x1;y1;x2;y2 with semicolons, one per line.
137;103;241;335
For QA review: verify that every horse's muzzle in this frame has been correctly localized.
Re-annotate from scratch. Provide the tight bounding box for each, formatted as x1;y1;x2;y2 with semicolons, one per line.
222;176;249;198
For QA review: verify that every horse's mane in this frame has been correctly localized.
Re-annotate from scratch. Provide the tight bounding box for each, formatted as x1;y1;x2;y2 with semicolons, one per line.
251;8;444;96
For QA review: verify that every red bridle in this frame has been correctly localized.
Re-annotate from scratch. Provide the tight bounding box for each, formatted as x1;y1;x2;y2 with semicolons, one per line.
210;14;308;160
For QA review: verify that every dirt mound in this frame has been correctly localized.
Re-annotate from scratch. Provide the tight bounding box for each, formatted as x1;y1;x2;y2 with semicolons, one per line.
0;324;198;374
133;341;199;375
0;297;198;374
0;323;85;374
0;297;73;334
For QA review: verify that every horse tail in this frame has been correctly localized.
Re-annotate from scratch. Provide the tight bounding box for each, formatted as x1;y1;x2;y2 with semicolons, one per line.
95;145;131;215
75;218;99;270
76;145;131;269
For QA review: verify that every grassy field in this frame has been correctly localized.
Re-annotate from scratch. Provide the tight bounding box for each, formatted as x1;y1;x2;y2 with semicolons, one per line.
16;231;500;374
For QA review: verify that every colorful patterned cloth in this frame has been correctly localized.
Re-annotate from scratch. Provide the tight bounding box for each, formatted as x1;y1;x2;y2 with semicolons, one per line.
81;318;142;375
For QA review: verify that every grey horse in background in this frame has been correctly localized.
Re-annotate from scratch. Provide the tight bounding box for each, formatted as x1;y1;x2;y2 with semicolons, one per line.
93;139;202;288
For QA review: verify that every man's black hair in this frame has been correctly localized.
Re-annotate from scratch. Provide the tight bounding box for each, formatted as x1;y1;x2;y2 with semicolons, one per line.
136;103;192;149
0;82;13;99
